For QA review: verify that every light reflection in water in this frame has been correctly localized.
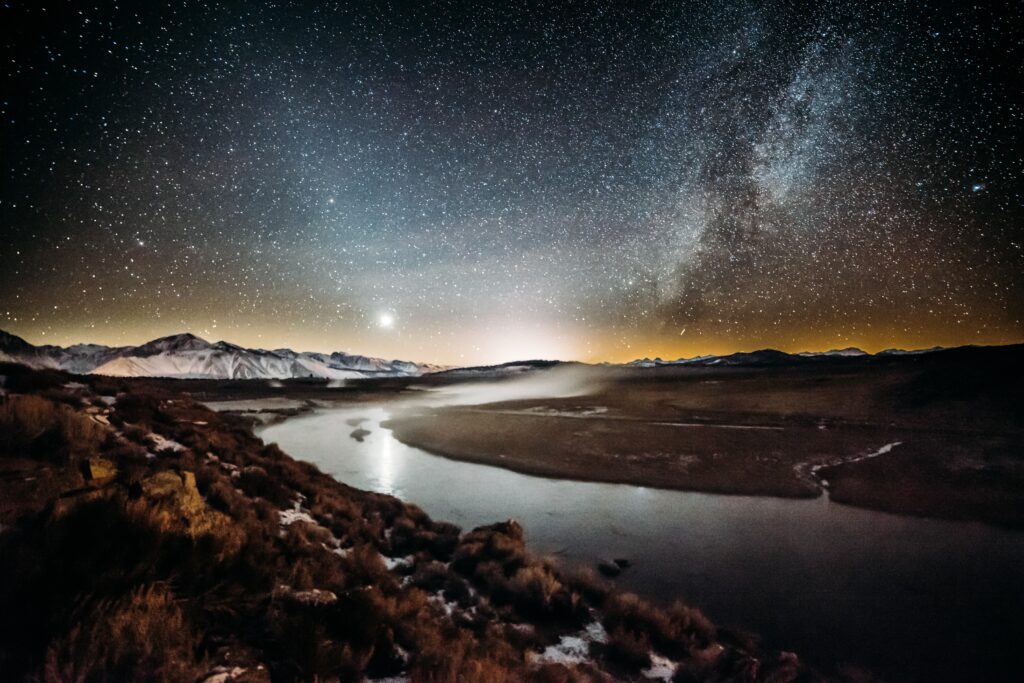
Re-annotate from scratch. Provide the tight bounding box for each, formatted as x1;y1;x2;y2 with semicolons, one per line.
257;403;1024;683
375;416;396;495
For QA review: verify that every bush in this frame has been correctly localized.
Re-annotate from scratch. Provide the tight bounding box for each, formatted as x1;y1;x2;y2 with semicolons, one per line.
601;624;652;673
0;394;106;462
42;584;206;683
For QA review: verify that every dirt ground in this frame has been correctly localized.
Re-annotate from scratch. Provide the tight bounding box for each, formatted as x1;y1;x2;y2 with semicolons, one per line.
383;351;1024;527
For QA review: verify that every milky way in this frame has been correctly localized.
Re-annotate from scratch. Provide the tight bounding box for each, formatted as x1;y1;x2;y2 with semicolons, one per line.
2;1;1022;363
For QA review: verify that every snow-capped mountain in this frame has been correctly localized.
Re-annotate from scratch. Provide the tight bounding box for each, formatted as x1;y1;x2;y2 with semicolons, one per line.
0;330;444;380
796;347;868;358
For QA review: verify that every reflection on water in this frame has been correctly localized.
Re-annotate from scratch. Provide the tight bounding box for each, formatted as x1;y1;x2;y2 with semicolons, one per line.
258;405;1024;683
376;419;396;495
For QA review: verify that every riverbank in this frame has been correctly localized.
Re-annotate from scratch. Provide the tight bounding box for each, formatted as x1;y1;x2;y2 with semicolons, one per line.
382;358;1024;528
0;362;826;682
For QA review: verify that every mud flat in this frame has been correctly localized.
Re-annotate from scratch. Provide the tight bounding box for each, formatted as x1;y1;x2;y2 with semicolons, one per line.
260;403;1024;683
383;356;1024;527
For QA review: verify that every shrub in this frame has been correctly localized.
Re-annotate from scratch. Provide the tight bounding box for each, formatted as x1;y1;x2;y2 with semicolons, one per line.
601;624;652;673
42;584;206;683
0;394;106;462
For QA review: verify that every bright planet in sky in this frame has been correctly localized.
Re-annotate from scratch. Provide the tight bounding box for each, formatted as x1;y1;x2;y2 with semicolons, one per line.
0;1;1021;365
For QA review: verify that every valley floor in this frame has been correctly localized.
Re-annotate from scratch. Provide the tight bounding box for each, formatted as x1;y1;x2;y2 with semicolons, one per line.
382;358;1024;528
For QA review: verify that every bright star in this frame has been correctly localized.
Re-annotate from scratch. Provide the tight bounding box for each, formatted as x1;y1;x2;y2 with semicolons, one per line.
377;312;395;329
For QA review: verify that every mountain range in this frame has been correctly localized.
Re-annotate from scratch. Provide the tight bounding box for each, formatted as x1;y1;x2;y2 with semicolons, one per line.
0;330;446;380
0;328;1001;380
624;346;946;368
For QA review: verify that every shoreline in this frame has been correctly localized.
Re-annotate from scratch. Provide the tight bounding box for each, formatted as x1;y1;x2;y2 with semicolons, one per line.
381;406;1024;529
1;363;825;682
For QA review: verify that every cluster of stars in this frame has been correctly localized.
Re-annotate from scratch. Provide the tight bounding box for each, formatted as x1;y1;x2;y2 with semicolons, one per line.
1;1;1021;363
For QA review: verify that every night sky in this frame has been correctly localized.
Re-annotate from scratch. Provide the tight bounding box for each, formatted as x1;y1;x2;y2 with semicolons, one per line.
2;1;1022;364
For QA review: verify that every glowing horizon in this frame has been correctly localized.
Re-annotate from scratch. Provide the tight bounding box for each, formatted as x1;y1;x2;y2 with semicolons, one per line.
2;3;1021;367
5;321;1021;368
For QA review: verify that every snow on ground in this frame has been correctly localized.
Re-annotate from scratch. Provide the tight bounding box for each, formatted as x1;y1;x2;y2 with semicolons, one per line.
535;621;608;666
806;441;903;489
427;593;457;617
643;653;678;681
200;666;248;683
279;509;317;526
383;555;414;571
809;441;902;477
539;634;590;665
148;432;186;453
202;398;310;412
522;406;609;417
279;499;317;527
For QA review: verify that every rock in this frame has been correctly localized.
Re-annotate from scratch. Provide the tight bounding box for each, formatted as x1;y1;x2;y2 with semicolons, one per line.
140;469;238;547
80;457;117;484
597;561;622;577
200;667;247;683
349;427;371;442
273;585;338;606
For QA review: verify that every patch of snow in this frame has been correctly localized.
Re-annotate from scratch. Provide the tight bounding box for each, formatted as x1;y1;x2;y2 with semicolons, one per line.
535;621;608;667
643;653;678;681
279;508;317;526
584;620;608;644
200;666;247;683
148;432;186;453
539;635;590;665
427;592;457;617
202;398;308;412
804;442;904;490
523;406;609;417
384;555;413;571
809;441;903;478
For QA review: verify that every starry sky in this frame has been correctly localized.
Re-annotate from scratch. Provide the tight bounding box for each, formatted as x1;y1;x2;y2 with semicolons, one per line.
2;0;1022;365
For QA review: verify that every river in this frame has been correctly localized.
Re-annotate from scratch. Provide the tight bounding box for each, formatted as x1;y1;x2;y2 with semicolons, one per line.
255;401;1023;682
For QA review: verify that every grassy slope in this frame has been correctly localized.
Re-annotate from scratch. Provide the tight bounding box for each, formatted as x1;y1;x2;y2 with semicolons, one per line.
0;363;829;683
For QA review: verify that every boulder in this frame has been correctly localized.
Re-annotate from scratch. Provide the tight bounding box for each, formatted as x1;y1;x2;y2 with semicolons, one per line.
81;456;117;484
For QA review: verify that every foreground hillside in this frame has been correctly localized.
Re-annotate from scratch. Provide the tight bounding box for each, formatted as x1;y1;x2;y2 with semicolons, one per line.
0;363;831;683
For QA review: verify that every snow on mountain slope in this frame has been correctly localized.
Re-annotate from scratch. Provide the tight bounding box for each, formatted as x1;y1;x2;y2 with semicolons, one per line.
91;349;364;380
797;347;868;358
0;329;440;380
